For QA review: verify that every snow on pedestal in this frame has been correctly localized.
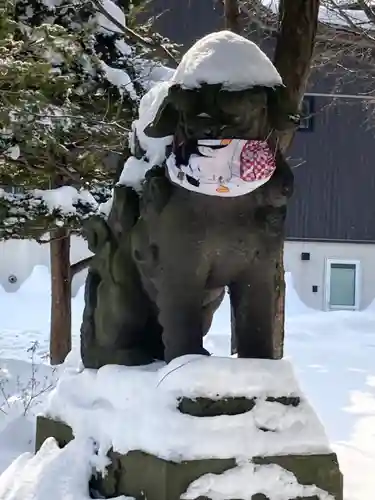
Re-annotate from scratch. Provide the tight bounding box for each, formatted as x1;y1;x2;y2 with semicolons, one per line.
0;435;133;500
182;461;334;500
30;356;342;500
44;356;330;461
0;438;97;500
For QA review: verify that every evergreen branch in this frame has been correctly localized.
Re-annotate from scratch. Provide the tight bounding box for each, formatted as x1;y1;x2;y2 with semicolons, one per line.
8;111;130;132
0;188;103;239
91;0;178;65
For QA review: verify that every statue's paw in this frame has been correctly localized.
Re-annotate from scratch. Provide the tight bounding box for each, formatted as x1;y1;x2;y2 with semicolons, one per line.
81;345;155;369
116;347;155;367
165;346;211;364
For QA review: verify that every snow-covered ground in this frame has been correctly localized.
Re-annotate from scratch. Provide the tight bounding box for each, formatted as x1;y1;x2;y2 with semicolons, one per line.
0;267;374;499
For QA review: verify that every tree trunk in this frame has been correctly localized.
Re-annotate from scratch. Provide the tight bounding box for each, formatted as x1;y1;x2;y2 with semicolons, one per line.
224;0;241;33
50;228;72;365
273;0;320;152
271;0;320;356
229;1;320;357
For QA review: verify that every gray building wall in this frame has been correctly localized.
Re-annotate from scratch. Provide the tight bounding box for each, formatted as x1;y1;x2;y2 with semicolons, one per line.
286;97;375;242
284;240;375;311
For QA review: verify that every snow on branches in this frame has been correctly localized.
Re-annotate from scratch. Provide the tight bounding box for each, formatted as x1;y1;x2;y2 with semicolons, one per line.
0;0;174;238
0;185;110;240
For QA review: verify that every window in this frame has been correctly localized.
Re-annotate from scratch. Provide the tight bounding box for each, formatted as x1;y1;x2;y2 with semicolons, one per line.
325;259;360;310
298;96;315;131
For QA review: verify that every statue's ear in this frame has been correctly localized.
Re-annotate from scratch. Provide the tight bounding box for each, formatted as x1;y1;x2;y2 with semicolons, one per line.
144;89;179;138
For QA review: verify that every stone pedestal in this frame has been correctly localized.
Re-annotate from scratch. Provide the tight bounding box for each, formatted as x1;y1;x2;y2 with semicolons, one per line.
36;408;342;500
35;417;236;499
36;358;344;500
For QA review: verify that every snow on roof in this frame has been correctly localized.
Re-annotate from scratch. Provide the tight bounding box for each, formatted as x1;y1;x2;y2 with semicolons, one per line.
171;30;283;91
262;0;374;29
45;356;330;463
319;4;372;29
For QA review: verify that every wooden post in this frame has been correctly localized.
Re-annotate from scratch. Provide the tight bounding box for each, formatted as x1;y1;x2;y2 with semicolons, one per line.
50;227;72;365
273;245;286;359
49;171;72;365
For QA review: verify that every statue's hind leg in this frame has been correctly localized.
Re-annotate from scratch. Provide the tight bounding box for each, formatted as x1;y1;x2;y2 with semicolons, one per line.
80;265;163;369
80;231;165;368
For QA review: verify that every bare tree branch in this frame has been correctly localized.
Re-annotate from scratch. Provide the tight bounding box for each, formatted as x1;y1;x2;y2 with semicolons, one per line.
246;1;373;45
357;0;375;24
240;0;375;101
327;0;375;42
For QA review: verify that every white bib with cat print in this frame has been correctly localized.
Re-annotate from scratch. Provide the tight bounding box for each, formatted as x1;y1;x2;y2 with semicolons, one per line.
166;138;276;197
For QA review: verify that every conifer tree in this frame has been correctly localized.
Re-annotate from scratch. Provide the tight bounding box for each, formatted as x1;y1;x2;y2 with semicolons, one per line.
0;0;175;363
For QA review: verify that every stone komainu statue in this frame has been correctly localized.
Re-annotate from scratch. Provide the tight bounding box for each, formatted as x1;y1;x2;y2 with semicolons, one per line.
81;32;295;368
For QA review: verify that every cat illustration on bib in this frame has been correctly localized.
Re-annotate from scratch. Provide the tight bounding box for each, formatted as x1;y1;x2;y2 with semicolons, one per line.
166;138;276;197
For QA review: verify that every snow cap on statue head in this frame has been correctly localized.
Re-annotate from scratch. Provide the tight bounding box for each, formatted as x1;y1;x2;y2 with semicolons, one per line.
144;31;283;141
171;30;283;91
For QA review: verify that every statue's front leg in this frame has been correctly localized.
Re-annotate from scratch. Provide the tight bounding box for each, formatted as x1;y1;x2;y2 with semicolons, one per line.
229;242;283;360
155;245;209;363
